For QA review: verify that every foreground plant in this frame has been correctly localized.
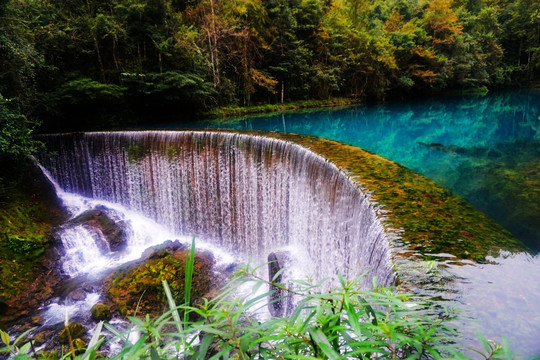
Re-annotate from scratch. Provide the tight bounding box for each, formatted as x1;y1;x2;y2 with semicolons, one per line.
1;241;516;359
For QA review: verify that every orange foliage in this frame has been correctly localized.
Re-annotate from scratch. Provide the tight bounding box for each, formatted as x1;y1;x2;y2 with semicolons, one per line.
384;10;404;33
424;0;463;45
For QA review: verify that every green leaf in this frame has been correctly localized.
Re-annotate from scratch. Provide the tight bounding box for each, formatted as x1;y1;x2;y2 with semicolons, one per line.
150;346;161;360
17;342;31;354
0;330;10;347
194;333;214;359
12;354;31;360
308;328;340;360
162;280;183;335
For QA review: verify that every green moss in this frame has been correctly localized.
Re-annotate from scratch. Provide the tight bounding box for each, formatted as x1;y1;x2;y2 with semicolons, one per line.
126;144;145;163
213;130;528;261
165;145;179;159
107;250;214;317
0;161;63;302
58;323;86;344
204;98;361;119
90;303;112;321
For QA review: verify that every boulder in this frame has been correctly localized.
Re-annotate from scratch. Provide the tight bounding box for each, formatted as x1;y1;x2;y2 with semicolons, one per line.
267;251;294;318
104;242;218;318
72;209;127;252
58;323;86;344
91;303;112;321
34;329;55;346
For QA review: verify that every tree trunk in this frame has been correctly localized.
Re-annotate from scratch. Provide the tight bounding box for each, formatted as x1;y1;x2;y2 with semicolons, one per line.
93;36;106;83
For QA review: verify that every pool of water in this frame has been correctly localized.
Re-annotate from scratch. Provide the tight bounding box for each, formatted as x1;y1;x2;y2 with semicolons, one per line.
157;90;540;357
181;90;540;253
171;90;540;357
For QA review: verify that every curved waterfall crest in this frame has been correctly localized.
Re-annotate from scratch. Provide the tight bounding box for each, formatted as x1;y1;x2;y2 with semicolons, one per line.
38;131;395;287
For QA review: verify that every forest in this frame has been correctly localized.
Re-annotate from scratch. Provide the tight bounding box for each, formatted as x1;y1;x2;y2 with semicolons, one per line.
1;0;540;152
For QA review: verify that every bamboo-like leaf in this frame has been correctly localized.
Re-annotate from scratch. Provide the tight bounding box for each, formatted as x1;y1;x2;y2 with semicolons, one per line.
80;333;106;360
194;333;214;359
357;295;378;326
104;322;128;342
162;280;183;335
308;328;340;360
150;346;161;360
184;235;196;323
0;330;10;347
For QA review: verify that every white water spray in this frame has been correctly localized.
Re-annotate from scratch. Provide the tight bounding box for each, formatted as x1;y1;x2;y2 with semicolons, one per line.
38;131;395;287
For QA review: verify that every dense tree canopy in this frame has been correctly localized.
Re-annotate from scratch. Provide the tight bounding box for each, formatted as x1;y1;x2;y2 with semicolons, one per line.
0;0;539;133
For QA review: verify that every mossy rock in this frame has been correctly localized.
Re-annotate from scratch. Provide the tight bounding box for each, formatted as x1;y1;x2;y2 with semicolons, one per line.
72;209;127;252
0;159;66;304
91;303;112;321
105;241;216;318
58;323;86;344
38;350;59;360
71;338;87;354
34;330;55;346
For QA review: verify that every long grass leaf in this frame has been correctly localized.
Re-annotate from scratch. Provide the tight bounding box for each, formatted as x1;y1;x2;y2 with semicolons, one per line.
184;235;196;323
309;328;340;360
162;280;183;336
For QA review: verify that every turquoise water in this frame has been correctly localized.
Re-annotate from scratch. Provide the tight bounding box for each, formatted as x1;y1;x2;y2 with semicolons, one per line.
175;90;540;357
183;90;540;252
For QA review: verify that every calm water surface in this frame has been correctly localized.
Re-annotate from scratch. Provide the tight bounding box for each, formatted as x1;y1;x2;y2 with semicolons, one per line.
177;90;540;357
185;90;540;252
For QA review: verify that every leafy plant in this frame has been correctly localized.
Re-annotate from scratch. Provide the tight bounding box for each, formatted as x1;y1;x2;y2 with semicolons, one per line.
0;241;516;359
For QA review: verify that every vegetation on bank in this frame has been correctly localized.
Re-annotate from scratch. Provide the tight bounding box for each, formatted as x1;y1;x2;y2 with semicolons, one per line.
0;0;539;133
0;253;514;359
0;159;64;304
206;98;362;118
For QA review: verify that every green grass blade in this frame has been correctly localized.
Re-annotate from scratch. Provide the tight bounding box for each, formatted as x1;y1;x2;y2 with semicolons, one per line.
184;235;196;323
162;280;183;336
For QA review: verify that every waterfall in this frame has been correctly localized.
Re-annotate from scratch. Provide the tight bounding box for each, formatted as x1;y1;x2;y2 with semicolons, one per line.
38;131;394;287
59;225;109;276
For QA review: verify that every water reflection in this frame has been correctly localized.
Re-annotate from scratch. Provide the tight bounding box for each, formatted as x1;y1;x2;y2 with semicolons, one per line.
186;90;540;251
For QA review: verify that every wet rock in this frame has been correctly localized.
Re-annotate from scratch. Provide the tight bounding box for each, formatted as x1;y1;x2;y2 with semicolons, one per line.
0;301;7;316
39;349;59;360
0;247;68;327
34;330;56;346
72;209;127;252
141;240;186;260
91;303;112;321
267;251;294;317
70;289;87;301
31;315;45;326
104;242;218;318
58;323;86;344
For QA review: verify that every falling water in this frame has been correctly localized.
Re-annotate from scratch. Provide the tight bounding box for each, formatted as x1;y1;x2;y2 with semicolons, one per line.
59;225;109;276
38;131;395;287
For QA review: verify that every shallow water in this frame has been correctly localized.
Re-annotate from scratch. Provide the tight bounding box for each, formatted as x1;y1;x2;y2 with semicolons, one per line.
182;90;540;252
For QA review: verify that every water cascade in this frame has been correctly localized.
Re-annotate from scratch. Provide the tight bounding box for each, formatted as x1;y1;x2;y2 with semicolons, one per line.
38;131;395;287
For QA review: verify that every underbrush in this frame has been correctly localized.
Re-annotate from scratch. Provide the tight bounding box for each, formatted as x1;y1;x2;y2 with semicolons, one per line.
1;241;514;359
